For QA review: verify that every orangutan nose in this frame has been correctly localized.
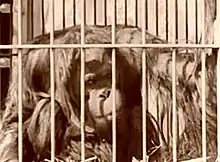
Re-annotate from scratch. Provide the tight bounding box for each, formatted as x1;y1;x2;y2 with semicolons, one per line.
99;89;111;99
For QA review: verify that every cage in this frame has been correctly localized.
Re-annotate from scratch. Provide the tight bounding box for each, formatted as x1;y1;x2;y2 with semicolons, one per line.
0;0;219;162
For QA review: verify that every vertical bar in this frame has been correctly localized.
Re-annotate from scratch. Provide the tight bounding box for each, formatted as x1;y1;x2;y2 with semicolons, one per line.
135;0;138;27
172;49;177;159
156;0;158;36
125;0;127;26
175;0;178;41
104;0;107;25
195;0;198;43
201;0;206;160
17;0;23;161
63;0;65;28
146;0;148;30
185;0;188;43
172;43;177;162
94;0;96;25
73;0;76;25
27;0;33;40
81;0;86;161
10;0;13;73
0;69;1;110
201;50;206;161
217;48;220;161
41;0;45;34
49;0;55;161
194;0;198;64
141;0;147;161
175;0;179;143
165;0;168;41
31;0;34;38
172;0;177;161
111;0;116;161
217;2;220;161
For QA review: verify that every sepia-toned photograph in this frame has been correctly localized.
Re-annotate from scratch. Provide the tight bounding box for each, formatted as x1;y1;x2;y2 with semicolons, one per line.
0;0;218;161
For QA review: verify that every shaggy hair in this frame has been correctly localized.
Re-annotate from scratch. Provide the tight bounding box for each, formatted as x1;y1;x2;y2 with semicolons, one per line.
0;24;216;162
0;25;162;162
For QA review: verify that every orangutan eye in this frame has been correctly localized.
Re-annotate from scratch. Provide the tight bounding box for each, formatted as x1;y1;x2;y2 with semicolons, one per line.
85;73;97;84
87;78;97;84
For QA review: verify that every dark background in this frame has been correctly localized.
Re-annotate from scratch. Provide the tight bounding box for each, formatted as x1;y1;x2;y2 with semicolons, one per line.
0;0;12;110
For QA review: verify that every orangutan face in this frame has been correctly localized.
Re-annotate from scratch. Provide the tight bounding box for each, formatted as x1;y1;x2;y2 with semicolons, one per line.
74;48;125;140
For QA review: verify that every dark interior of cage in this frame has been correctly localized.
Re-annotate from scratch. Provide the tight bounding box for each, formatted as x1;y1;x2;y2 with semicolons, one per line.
0;0;11;117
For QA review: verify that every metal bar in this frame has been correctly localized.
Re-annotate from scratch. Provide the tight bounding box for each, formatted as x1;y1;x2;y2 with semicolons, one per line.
135;0;138;27
104;0;107;25
0;68;1;110
217;2;220;161
73;0;76;25
111;0;116;161
0;58;11;68
141;0;147;161
185;0;188;43
80;0;86;161
201;51;206;162
27;0;33;40
175;0;178;41
2;44;220;49
94;0;96;25
31;0;34;38
216;31;220;162
146;0;148;30
172;47;177;162
104;0;107;26
156;0;158;36
217;44;220;161
172;0;177;161
125;0;127;26
17;0;23;161
10;0;13;72
49;0;55;161
63;0;65;28
41;0;45;34
0;3;11;13
195;0;198;43
200;0;206;161
166;0;168;41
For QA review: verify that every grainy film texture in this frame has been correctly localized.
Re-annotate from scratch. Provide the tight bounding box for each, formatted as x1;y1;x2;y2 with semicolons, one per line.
0;0;219;162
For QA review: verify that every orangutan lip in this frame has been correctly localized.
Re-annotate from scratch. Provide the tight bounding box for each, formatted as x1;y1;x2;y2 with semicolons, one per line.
95;113;112;118
95;97;112;119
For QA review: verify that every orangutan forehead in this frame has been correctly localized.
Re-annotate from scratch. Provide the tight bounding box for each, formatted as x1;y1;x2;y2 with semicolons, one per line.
84;48;110;64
